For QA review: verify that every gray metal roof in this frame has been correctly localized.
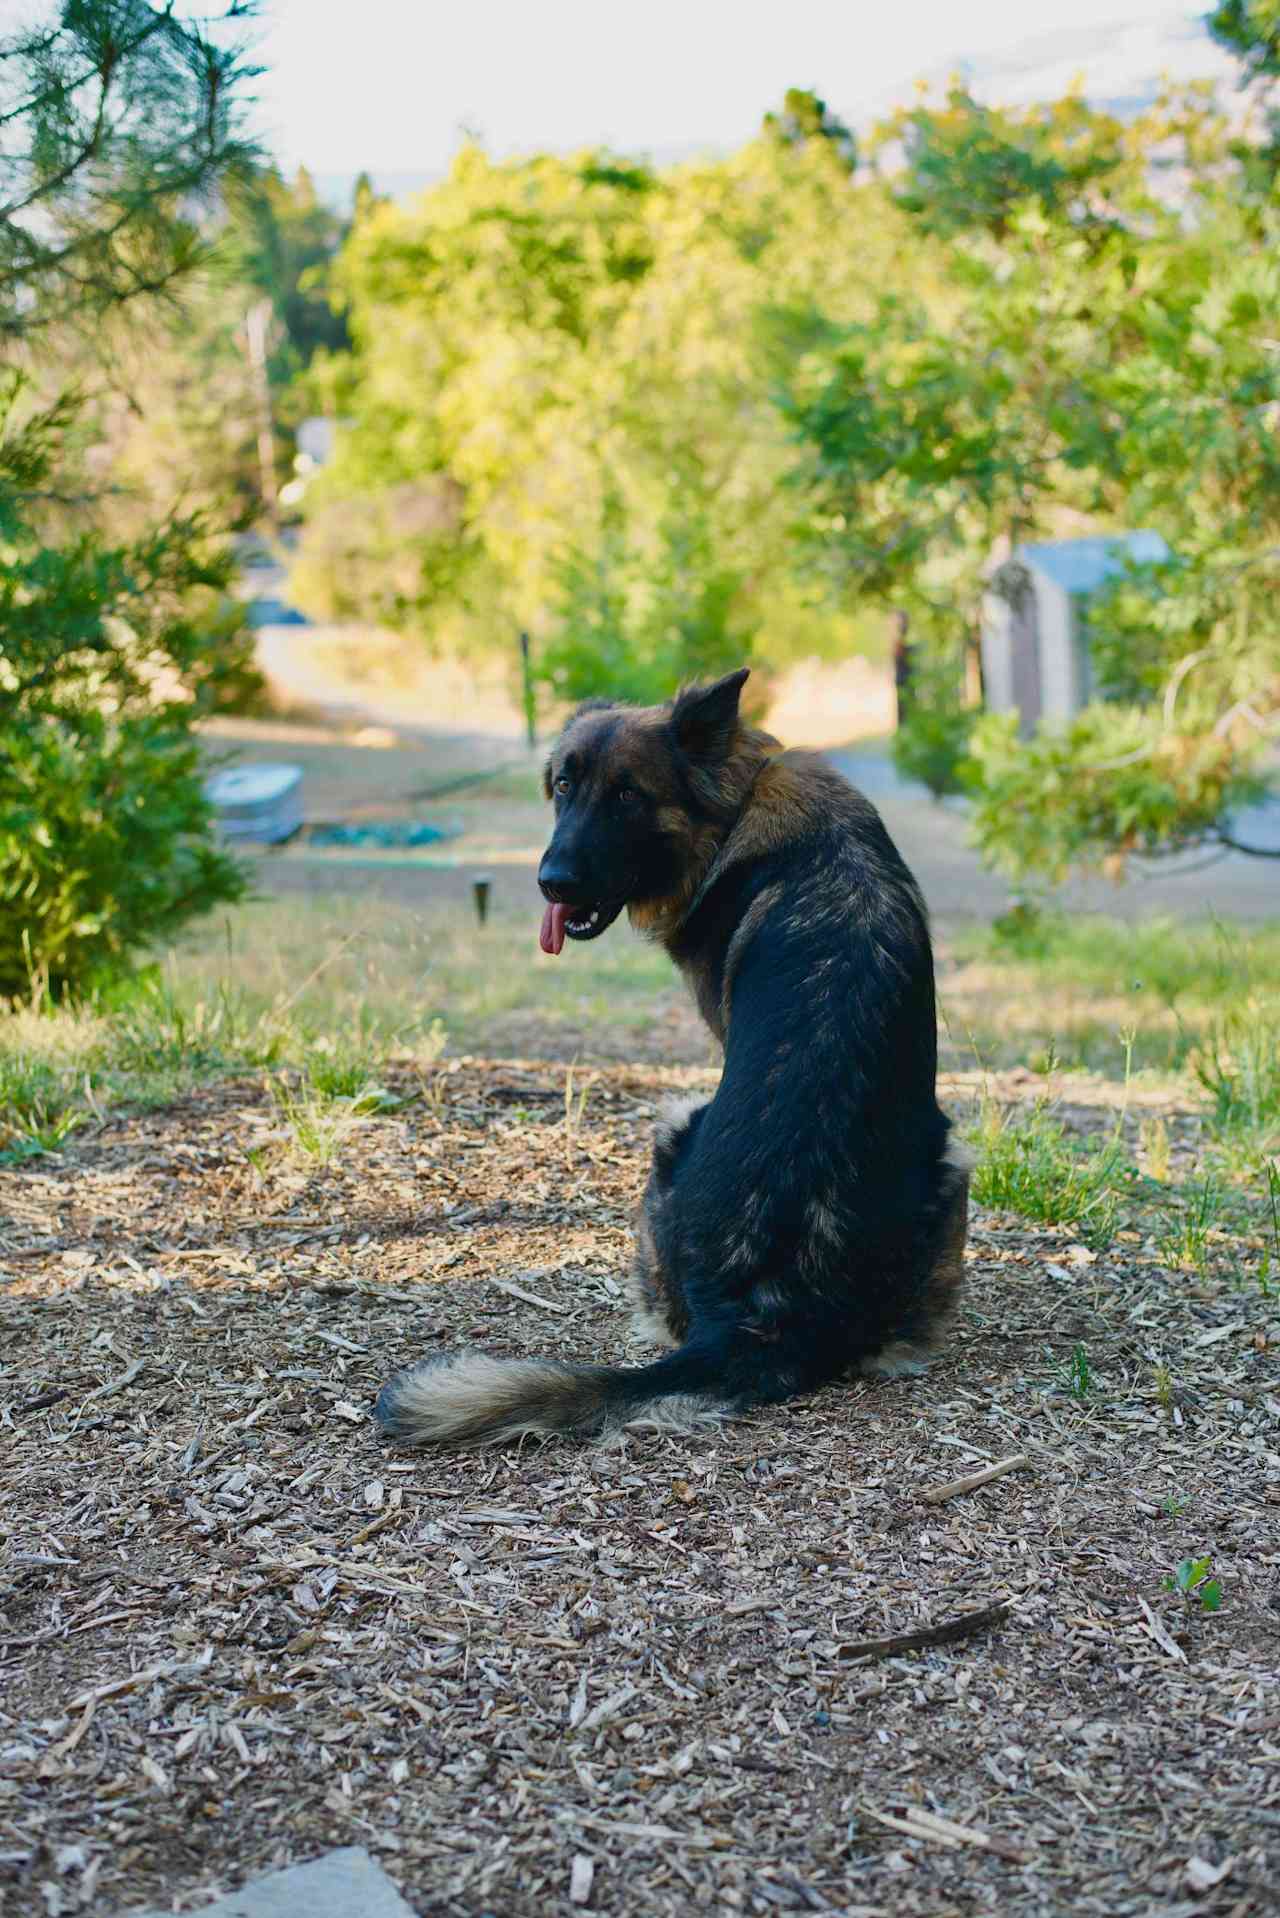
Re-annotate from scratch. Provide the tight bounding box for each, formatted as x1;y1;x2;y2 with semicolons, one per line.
1018;532;1170;594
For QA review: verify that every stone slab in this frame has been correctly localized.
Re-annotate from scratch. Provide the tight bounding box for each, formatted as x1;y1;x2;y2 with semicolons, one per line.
122;1845;416;1918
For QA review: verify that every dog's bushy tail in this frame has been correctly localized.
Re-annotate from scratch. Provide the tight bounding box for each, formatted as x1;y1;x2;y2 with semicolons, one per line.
374;1344;727;1449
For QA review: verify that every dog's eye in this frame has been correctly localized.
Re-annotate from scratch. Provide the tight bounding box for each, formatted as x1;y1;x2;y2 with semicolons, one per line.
617;786;642;808
554;775;571;796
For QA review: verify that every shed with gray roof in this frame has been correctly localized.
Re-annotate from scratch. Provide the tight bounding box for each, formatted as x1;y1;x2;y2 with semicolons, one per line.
981;532;1169;732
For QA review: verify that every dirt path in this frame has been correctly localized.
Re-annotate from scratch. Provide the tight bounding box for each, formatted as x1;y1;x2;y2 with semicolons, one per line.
2;1062;1276;1917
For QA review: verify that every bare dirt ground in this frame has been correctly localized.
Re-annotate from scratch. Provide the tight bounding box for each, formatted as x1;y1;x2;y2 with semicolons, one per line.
2;1060;1278;1918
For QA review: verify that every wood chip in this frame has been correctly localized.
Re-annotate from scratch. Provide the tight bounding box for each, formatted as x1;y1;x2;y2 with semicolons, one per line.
863;1804;1027;1865
1137;1597;1187;1663
1185;1854;1234;1892
2;1050;1272;1917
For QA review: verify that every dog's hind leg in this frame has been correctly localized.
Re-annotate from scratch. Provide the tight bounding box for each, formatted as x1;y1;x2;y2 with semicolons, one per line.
920;1146;971;1343
860;1143;971;1378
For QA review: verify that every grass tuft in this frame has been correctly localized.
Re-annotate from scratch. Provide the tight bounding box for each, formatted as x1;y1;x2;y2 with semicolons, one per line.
1157;1173;1225;1276
269;1079;370;1167
967;1102;1132;1246
1192;999;1280;1144
1066;1342;1093;1399
0;1026;96;1165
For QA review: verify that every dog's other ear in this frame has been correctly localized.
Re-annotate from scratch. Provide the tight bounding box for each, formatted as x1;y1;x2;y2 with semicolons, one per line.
670;668;750;761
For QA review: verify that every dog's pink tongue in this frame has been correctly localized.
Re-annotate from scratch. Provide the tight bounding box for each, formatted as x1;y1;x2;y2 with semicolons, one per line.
539;901;567;956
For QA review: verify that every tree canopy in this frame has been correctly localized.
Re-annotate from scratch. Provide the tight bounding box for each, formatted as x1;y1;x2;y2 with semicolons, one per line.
291;70;1278;879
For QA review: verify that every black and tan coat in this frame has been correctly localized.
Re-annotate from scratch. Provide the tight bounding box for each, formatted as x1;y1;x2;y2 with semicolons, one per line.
376;669;969;1446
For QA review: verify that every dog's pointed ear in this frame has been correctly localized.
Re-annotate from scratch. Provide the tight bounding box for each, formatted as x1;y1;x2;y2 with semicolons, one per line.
670;668;750;761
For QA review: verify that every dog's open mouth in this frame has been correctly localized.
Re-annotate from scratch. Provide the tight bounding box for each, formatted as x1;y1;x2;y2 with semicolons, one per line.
539;900;624;954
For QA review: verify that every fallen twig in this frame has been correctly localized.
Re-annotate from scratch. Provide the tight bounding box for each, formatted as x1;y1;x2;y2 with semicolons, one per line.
74;1358;147;1412
1137;1596;1186;1663
921;1453;1030;1505
44;1697;99;1765
13;1387;71;1416
488;1274;568;1314
67;1657;185;1713
863;1803;1028;1864
837;1601;1012;1663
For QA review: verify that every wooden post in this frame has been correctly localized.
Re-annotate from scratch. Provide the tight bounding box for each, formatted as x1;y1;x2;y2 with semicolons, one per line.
244;300;279;527
519;631;536;750
891;610;913;729
472;874;491;925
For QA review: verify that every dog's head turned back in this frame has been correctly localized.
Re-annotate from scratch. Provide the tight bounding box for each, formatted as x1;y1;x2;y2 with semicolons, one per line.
537;668;774;952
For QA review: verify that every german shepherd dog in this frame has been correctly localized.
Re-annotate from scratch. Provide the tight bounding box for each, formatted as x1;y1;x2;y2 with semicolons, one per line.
375;668;968;1446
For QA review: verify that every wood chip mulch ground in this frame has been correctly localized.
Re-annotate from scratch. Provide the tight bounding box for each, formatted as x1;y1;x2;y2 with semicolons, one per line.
2;1059;1278;1917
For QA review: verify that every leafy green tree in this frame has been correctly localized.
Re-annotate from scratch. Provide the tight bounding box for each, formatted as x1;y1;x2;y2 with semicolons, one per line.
292;114;879;672
778;84;1279;877
890;639;977;801
289;68;1278;878
536;492;754;706
0;1;261;997
1208;0;1280;78
763;88;856;172
774;91;1134;612
224;165;350;373
95;161;355;528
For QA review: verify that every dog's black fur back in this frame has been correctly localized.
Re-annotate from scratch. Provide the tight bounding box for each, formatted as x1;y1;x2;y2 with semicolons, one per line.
642;756;961;1400
376;672;967;1446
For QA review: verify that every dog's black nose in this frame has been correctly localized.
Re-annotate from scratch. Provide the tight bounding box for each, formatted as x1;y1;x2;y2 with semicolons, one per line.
538;865;587;906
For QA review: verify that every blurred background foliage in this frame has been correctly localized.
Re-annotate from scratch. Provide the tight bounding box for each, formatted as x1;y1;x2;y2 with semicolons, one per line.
286;27;1278;879
4;4;1280;1001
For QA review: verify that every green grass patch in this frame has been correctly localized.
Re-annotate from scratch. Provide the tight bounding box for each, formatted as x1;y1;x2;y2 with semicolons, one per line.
979;910;1280;1006
945;912;1280;1083
1156;1173;1226;1276
0;1012;100;1165
0;893;682;1157
1192;1000;1280;1142
966;1101;1134;1246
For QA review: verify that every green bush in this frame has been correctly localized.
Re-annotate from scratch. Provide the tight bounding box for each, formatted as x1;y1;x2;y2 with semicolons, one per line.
0;7;263;1004
0;377;249;1000
892;700;977;799
967;707;1265;884
0;712;245;1001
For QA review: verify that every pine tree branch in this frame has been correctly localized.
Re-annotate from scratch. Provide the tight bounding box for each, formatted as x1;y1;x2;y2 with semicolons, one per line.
0;5;171;135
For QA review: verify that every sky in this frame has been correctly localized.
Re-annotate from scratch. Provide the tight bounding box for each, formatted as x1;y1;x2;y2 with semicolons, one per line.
248;0;1237;192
